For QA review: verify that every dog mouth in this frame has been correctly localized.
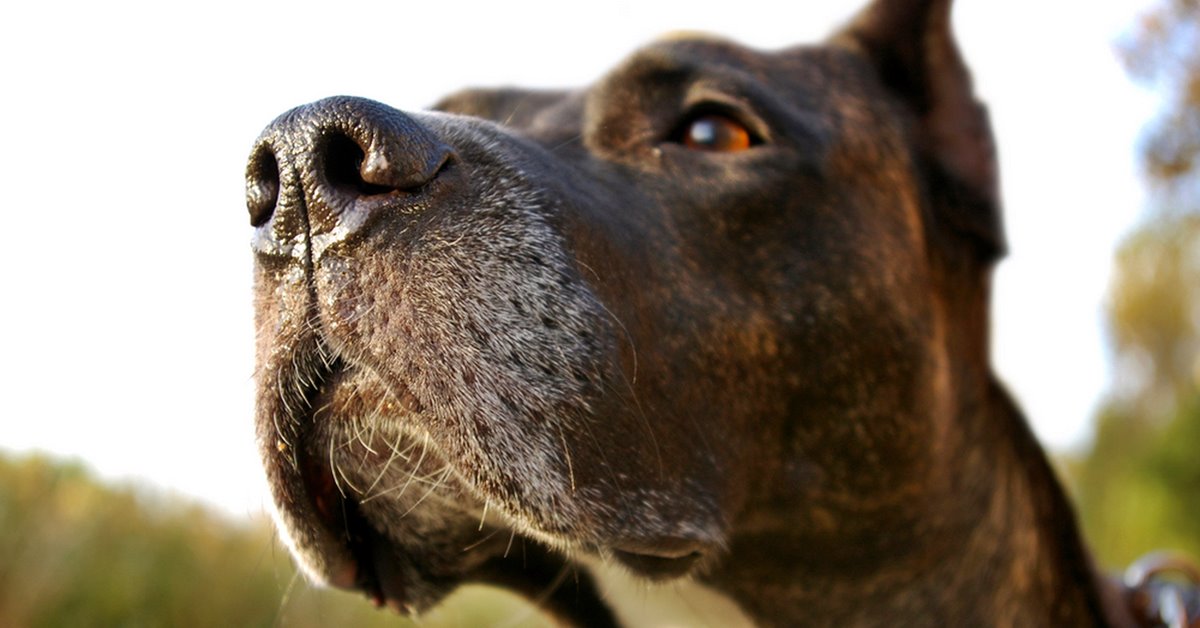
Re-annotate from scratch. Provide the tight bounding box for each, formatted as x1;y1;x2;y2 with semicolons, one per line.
268;342;626;618
295;449;399;608
281;350;458;611
290;358;403;608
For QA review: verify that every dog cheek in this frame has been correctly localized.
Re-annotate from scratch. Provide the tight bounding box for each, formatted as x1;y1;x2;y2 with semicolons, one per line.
311;199;626;530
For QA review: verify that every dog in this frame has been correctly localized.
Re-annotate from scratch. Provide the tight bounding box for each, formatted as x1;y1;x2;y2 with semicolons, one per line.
245;0;1137;624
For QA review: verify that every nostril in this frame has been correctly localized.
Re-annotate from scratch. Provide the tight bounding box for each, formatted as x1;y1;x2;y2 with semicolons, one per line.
246;146;280;227
323;133;396;197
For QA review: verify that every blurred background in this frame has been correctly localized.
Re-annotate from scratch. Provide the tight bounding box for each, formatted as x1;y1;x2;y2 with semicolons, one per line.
0;0;1196;625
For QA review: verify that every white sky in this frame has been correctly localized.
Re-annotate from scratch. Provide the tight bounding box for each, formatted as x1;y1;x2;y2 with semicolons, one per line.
0;0;1158;518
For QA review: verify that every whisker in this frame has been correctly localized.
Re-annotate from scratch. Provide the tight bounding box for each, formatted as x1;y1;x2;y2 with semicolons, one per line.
353;413;380;458
504;528;518;559
461;526;505;553
565;272;665;475
574;258;639;386
328;431;350;498
500;97;527;127
398;465;455;518
361;438;430;504
274;570;302;625
557;426;576;493
384;432;419;462
362;429;408;500
339;299;378;327
276;371;295;419
548;134;583;153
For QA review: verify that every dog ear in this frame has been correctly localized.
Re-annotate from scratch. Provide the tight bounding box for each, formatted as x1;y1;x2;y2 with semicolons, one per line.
837;0;1005;260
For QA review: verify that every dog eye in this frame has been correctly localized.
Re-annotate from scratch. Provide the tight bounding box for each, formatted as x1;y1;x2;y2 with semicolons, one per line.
679;114;756;152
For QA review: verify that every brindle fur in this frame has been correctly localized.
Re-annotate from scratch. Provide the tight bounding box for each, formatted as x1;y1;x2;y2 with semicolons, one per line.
246;0;1133;625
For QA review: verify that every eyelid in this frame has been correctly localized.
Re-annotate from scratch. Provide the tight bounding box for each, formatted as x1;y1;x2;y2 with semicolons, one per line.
669;91;772;146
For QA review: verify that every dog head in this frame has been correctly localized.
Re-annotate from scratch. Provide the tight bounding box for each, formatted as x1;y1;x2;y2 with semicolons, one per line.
247;0;1003;619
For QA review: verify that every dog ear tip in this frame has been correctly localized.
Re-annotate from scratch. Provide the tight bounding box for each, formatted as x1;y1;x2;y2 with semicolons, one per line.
837;0;1003;254
834;0;959;52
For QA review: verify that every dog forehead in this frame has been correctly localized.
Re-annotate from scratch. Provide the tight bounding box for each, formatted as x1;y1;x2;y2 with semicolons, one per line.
599;35;770;87
604;32;862;85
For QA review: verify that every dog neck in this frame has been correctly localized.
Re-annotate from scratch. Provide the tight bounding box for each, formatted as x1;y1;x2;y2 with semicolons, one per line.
701;377;1121;626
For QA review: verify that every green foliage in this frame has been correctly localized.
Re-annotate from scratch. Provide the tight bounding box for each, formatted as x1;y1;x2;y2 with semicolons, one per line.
0;453;551;628
1073;395;1200;567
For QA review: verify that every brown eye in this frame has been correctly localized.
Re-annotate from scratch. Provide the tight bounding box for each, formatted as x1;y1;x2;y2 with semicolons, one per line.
682;114;754;152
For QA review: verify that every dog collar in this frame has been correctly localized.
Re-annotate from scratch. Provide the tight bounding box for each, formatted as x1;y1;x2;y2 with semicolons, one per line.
1123;552;1200;628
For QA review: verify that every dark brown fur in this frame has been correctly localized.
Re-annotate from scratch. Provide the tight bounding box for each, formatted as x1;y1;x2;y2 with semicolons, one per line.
245;0;1132;625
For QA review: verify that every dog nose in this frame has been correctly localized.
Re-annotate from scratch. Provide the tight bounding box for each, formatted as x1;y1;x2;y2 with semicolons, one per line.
246;96;454;244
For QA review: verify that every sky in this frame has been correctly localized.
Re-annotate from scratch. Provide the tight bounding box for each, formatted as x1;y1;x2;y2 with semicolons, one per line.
0;0;1159;518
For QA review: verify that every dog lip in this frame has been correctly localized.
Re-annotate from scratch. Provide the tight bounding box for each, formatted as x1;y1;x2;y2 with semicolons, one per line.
610;537;707;580
294;415;415;611
611;549;704;580
357;515;410;612
284;352;412;609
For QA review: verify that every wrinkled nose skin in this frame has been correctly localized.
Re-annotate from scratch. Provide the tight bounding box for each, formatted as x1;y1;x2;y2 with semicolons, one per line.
245;96;456;260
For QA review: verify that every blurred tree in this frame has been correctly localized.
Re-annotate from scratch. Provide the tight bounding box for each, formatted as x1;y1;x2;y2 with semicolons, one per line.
1073;0;1200;567
1120;0;1200;213
0;453;551;628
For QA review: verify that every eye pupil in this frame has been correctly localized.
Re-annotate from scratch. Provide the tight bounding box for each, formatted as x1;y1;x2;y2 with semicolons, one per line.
683;114;753;152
